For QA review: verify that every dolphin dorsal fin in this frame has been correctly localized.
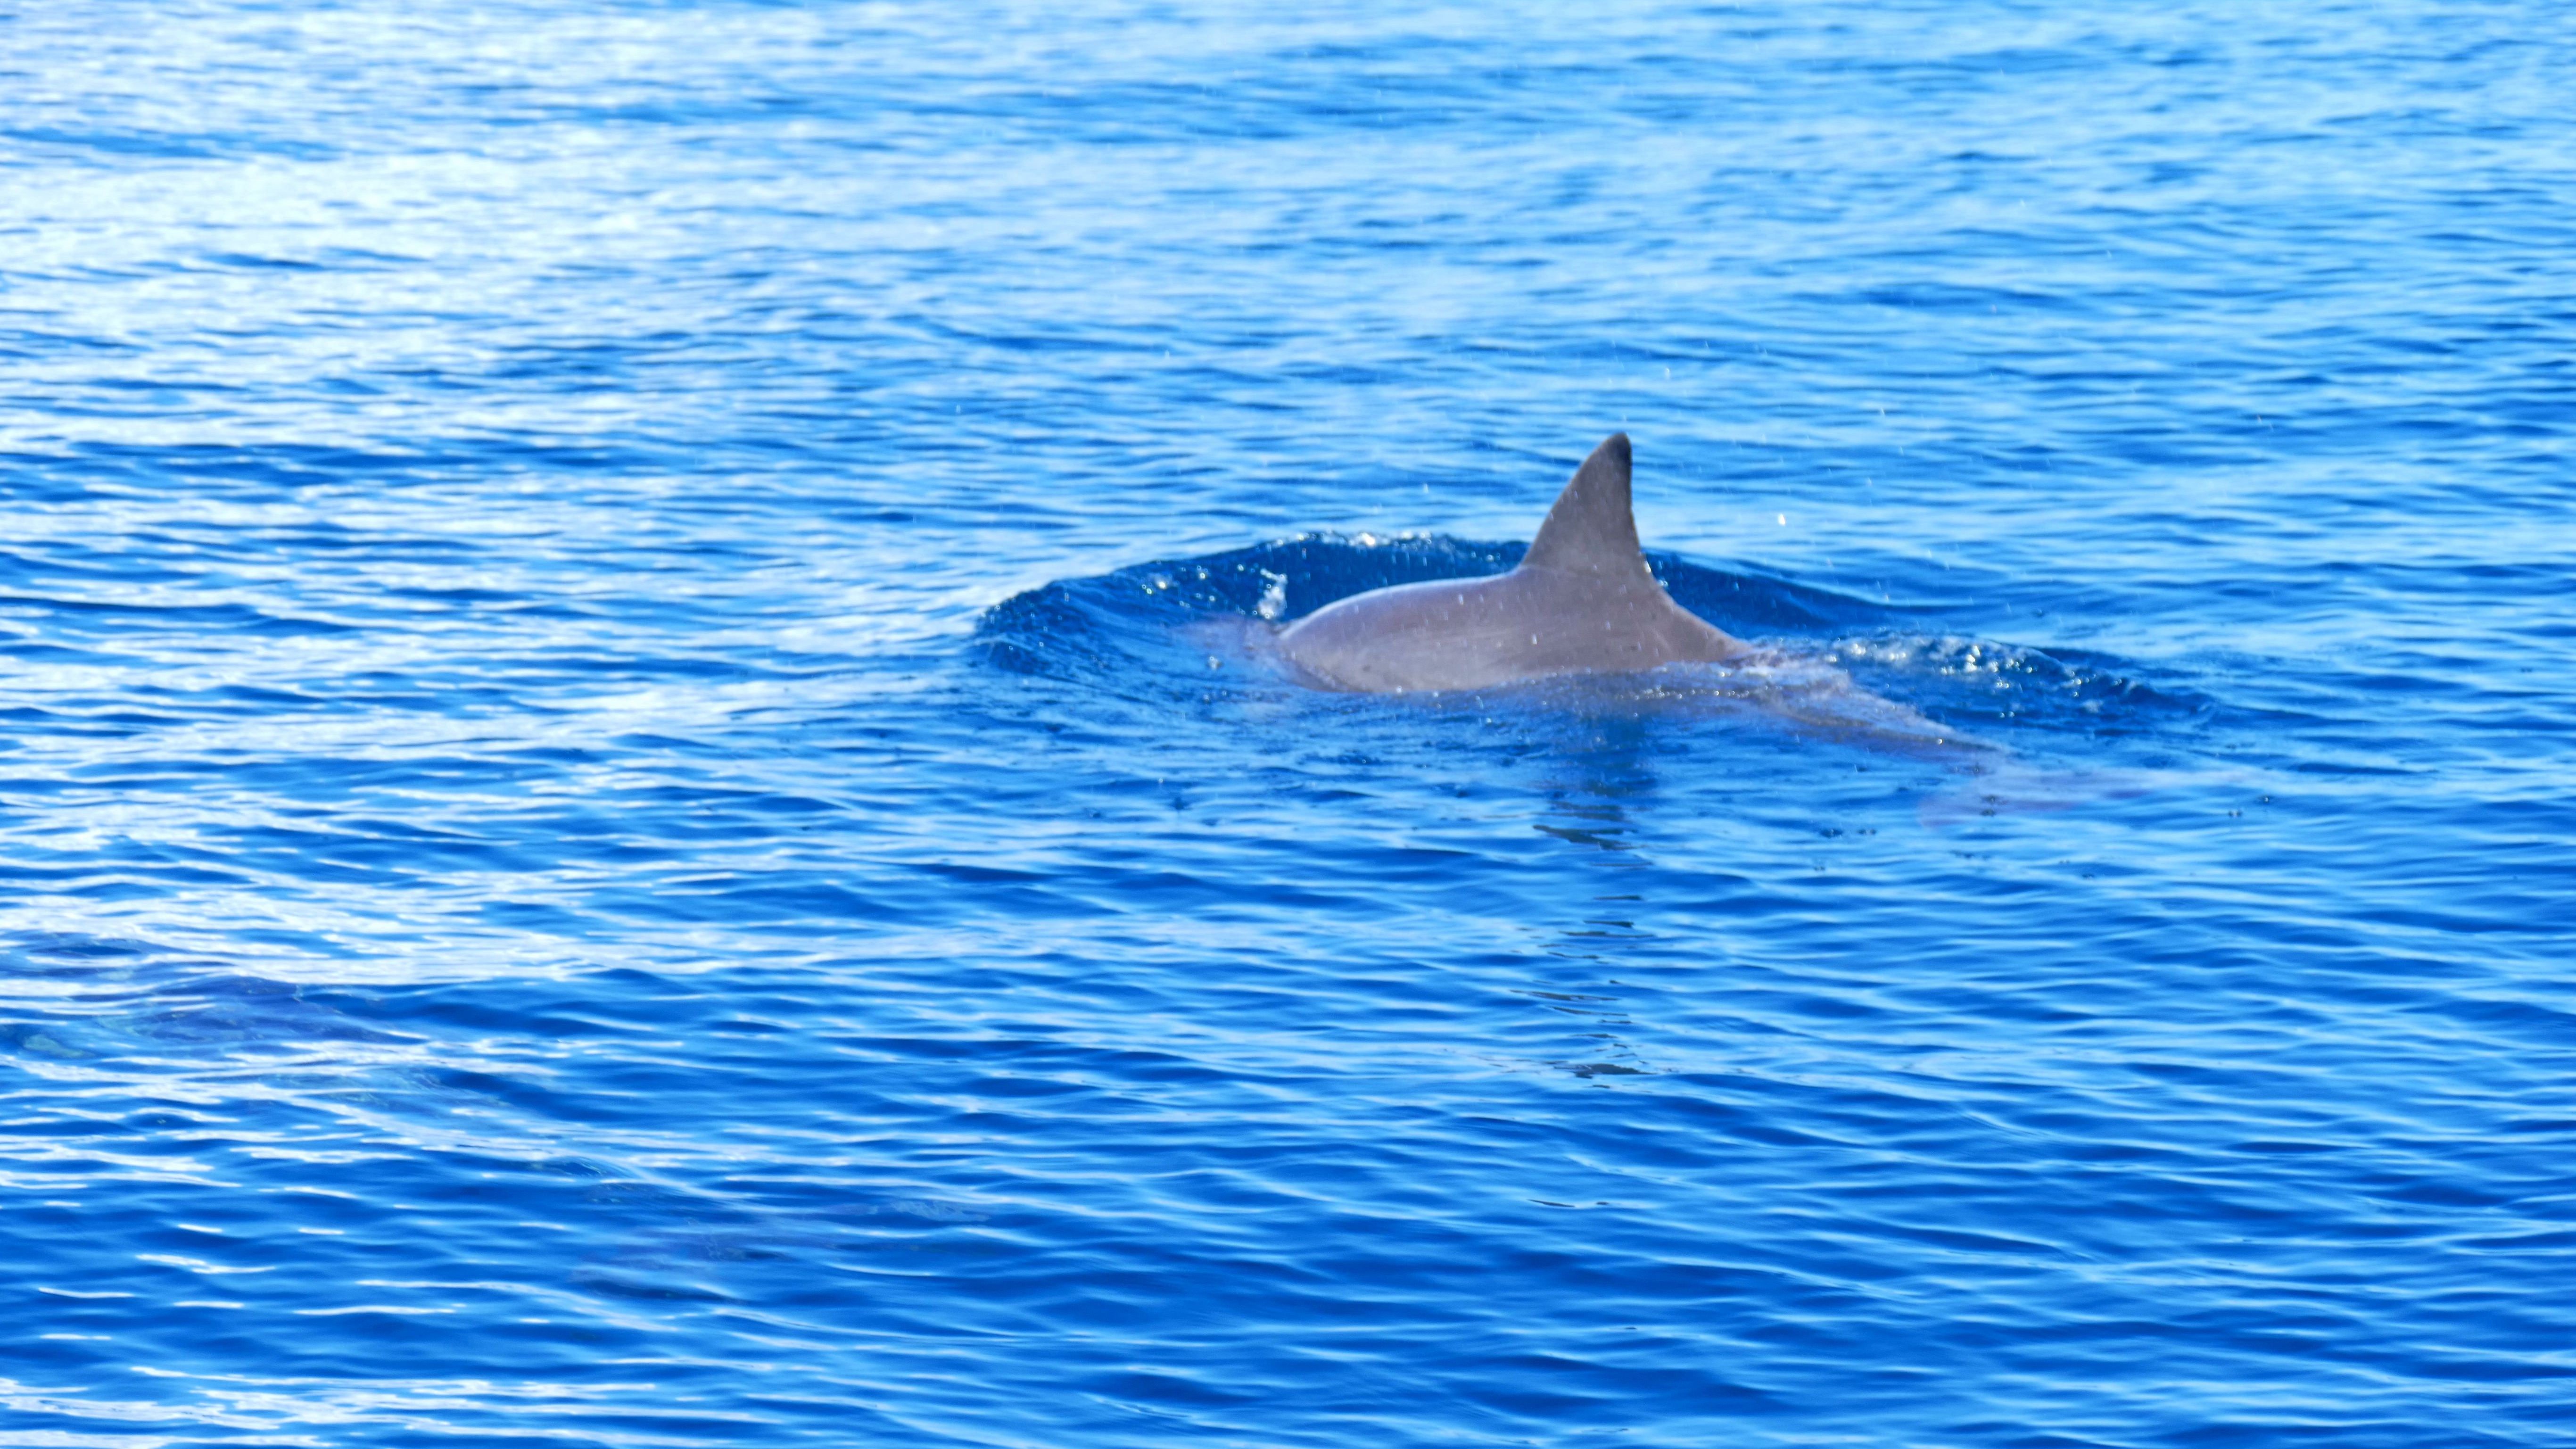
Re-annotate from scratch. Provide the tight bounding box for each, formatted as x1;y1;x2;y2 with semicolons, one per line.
1519;432;1647;578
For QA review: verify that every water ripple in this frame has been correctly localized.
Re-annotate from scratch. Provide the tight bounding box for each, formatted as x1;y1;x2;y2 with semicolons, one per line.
4;0;2574;1445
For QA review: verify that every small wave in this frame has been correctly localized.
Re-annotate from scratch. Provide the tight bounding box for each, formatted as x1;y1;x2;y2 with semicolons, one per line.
1826;635;2209;738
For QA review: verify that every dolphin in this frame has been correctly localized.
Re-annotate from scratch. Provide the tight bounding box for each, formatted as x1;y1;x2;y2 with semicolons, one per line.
1252;441;2253;821
1276;434;1749;693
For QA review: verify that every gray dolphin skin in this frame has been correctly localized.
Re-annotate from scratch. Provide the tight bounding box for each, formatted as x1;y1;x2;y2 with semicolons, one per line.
1277;434;1749;693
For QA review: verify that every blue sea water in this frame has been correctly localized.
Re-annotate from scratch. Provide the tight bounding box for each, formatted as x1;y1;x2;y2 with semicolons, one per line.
5;1;2574;1443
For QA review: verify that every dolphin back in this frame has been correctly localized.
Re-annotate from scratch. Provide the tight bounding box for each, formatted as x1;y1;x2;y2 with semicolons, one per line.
1274;433;1747;694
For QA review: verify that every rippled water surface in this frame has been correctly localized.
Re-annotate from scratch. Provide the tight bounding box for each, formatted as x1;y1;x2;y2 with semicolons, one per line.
6;3;2575;1444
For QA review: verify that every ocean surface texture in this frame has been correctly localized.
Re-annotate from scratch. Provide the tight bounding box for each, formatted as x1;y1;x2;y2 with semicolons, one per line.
5;3;2573;1445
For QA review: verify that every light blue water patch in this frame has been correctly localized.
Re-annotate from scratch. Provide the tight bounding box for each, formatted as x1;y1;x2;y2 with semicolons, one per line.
4;1;2574;1445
